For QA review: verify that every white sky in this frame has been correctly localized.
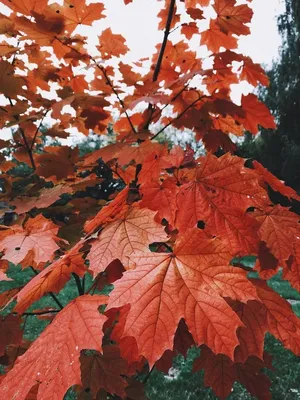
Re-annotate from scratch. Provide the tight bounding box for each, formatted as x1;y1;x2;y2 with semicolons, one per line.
97;0;285;66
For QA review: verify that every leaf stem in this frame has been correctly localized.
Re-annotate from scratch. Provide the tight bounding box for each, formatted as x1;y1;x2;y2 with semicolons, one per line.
72;273;85;296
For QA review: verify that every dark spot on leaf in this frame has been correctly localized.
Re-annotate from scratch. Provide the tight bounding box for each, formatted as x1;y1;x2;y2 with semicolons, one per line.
226;15;230;19
197;220;205;229
85;388;91;393
15;247;21;251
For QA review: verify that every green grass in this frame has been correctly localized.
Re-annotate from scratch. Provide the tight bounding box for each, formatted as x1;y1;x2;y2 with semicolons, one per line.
1;261;300;400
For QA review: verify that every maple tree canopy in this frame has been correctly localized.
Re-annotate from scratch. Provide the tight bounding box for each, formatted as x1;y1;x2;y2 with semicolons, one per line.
0;0;299;399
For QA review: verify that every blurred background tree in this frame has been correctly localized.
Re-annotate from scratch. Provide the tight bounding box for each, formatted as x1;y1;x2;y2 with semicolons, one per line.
239;0;300;191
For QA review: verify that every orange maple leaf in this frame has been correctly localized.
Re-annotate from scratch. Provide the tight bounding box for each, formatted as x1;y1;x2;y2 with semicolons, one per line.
98;28;129;59
108;229;258;365
214;0;253;36
201;20;238;53
0;215;61;268
0;295;108;400
14;242;87;314
87;207;168;275
240;94;276;134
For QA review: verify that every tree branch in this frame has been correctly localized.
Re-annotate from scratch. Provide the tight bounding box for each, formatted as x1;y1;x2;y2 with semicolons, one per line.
7;96;36;169
144;0;176;129
30;108;50;151
152;0;176;82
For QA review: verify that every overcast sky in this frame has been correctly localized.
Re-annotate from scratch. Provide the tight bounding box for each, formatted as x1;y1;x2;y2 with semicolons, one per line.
96;0;285;66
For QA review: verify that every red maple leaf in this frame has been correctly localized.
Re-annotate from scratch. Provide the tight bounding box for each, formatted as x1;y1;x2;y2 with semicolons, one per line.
0;215;61;268
107;229;258;365
0;295;108;400
87;207;168;275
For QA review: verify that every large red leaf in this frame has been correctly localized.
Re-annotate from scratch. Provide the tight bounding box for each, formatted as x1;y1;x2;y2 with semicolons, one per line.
107;229;258;365
214;0;253;36
0;295;107;400
139;178;178;226
87;207;168;275
255;205;299;265
251;279;300;355
0;315;23;357
0;215;61;268
253;160;300;201
175;153;266;254
14;242;87;314
240;94;276;134
193;346;272;400
284;243;300;291
80;345;128;398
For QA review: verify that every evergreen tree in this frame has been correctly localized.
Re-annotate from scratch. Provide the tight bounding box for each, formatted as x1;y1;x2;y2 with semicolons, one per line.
239;0;300;190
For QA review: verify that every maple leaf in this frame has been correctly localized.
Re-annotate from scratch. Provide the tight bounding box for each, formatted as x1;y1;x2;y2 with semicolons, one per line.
253;160;300;201
0;61;26;99
35;146;78;182
0;295;108;400
139;178;178;226
229;279;300;364
80;345;128;398
0;315;23;357
284;243;300;291
107;229;258;365
55;0;105;33
14;242;87;314
98;28;129;59
193;346;272;400
186;8;204;20
175;153;267;253
0;215;61;268
213;0;253;36
240;58;270;86
240;94;276;134
87;207;168;275
255;205;299;265
11;185;72;214
201;20;238;53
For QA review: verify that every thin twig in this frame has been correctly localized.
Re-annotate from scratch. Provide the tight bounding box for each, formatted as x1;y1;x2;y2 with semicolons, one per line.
19;128;36;169
91;60;137;135
151;95;206;141
7;96;36;169
143;367;154;384
30;108;50;151
14;310;60;317
151;80;192;123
